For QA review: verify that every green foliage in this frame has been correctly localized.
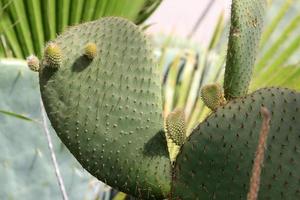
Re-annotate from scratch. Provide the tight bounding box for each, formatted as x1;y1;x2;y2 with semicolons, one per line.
0;60;108;200
39;17;171;199
0;0;161;58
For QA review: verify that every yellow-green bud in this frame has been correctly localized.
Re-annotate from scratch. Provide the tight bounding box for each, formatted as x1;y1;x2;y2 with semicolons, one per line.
44;42;62;68
201;83;226;111
84;42;97;59
165;108;186;146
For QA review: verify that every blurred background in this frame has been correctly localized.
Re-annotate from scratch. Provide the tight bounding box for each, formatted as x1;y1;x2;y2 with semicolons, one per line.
1;0;300;199
147;0;230;45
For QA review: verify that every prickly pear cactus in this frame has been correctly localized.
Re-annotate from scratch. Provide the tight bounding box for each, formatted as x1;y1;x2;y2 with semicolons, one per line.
224;0;266;99
34;0;300;199
39;17;171;199
172;88;300;199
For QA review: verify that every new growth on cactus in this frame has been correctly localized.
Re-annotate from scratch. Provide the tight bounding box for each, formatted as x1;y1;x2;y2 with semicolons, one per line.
44;42;62;68
26;55;40;72
201;83;226;111
34;0;300;199
165;108;186;146
84;42;97;60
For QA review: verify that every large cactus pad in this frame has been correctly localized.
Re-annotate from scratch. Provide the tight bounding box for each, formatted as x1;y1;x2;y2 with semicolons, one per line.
39;17;171;199
173;88;300;199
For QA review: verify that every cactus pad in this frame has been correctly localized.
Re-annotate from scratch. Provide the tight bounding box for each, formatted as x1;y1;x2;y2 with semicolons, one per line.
224;0;266;99
173;88;300;199
39;17;171;199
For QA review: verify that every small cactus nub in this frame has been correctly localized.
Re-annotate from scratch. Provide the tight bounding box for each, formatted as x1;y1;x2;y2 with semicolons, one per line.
201;83;226;111
165;108;186;146
26;55;40;72
44;42;62;68
84;42;97;59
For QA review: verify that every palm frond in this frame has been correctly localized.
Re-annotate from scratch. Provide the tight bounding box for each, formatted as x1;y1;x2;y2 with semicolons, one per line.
0;0;161;59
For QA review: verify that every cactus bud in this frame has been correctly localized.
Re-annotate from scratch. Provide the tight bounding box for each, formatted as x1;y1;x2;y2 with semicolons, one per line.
26;55;40;72
201;83;226;111
44;42;62;68
165;108;186;146
84;42;97;59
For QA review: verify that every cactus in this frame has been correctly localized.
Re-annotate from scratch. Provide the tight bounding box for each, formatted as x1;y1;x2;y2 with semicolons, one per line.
223;0;266;99
39;17;171;199
165;108;186;146
84;42;97;60
172;88;300;199
44;42;62;68
35;0;300;199
26;55;40;72
201;83;225;111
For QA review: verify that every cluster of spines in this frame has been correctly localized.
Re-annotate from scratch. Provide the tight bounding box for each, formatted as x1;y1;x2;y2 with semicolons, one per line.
29;41;97;71
201;83;226;111
44;42;63;68
165;108;186;146
84;42;97;59
26;55;40;72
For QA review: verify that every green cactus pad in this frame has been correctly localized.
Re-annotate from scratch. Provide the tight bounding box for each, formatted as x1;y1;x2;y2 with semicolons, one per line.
223;0;266;99
173;88;300;199
39;17;171;199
